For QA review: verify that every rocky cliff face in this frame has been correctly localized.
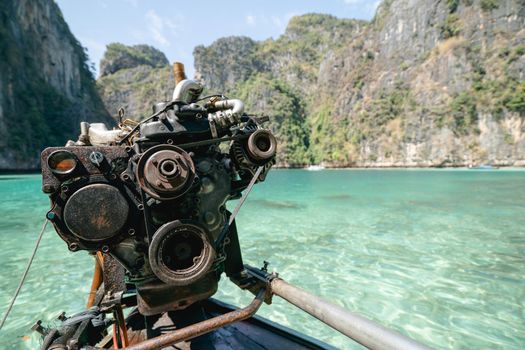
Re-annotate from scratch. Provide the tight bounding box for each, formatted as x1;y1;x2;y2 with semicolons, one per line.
194;14;367;166
0;0;113;170
94;2;525;167
194;2;525;167
319;0;525;167
97;44;174;120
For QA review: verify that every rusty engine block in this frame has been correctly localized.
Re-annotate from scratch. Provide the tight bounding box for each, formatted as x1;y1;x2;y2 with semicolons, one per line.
41;63;276;316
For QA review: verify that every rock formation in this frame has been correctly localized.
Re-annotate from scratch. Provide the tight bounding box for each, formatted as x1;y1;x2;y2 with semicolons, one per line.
194;1;525;167
0;0;113;170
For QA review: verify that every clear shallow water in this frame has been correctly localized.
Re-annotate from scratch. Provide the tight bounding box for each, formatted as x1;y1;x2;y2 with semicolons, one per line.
0;169;524;349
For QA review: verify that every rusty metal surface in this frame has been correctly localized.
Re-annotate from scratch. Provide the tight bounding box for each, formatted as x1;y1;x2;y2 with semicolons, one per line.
137;272;218;316
86;257;103;308
116;297;333;350
135;144;195;201
172;62;187;84
124;288;265;350
41;146;130;194
246;129;277;161
148;221;215;286
63;184;130;242
102;253;126;296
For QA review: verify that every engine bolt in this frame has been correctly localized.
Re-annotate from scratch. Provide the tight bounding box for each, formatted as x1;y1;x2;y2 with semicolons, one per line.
46;212;56;221
42;184;55;193
69;243;79;251
31;320;45;335
128;228;135;236
101;245;110;253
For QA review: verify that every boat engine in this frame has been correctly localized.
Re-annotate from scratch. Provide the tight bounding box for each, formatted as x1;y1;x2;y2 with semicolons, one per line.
40;62;276;315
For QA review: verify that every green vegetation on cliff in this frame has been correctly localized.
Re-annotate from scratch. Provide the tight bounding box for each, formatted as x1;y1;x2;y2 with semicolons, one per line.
96;2;525;167
0;0;112;169
97;44;174;120
194;2;525;167
233;74;310;165
100;43;169;76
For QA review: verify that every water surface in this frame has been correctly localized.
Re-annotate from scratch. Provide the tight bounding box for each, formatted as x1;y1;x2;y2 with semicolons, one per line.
0;169;524;349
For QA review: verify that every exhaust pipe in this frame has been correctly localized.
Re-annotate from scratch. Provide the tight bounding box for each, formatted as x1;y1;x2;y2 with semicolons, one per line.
172;61;203;104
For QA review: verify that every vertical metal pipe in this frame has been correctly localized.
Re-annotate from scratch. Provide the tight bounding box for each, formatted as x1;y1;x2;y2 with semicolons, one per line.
271;278;432;350
86;256;103;308
172;62;187;84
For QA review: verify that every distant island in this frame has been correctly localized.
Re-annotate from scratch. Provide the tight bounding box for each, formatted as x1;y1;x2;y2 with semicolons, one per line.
1;0;524;170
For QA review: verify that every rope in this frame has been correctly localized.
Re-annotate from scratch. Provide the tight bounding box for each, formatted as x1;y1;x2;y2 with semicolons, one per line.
228;166;264;226
214;166;264;248
0;218;49;331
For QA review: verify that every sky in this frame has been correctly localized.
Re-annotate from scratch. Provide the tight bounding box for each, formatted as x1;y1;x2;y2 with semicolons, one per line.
56;0;380;78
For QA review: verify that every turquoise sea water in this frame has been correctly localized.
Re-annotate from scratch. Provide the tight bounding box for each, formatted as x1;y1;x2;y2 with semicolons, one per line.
0;169;524;349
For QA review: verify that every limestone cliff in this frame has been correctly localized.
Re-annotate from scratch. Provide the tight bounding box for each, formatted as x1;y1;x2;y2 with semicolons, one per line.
318;0;525;167
0;0;113;170
194;2;525;167
95;2;525;167
97;44;174;120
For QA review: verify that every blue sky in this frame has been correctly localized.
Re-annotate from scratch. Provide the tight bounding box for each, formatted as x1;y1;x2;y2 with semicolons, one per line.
56;0;380;78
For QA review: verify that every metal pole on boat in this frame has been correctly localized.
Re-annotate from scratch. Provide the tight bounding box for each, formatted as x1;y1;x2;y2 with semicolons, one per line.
270;278;433;350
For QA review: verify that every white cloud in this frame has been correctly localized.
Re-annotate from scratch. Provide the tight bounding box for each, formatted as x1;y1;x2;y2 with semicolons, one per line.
144;10;184;47
245;15;256;26
146;10;169;46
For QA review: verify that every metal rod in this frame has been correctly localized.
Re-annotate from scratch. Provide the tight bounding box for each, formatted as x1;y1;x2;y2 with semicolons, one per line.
124;288;266;350
271;278;433;350
0;219;48;331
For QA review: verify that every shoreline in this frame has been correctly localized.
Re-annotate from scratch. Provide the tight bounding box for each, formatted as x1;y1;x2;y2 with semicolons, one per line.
2;165;525;175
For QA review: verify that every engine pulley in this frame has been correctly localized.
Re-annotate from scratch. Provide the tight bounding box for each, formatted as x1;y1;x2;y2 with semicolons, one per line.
148;221;215;286
246;129;277;162
136;145;195;200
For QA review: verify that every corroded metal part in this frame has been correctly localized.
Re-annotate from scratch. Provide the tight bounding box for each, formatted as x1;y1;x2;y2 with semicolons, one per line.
41;146;130;193
148;221;215;286
103;253;126;296
136;272;218;316
63;184;129;242
39;65;277;343
172;62;187;84
135;144;195;201
125;288;265;350
246;129;277;161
